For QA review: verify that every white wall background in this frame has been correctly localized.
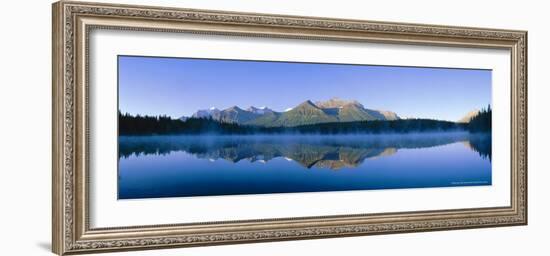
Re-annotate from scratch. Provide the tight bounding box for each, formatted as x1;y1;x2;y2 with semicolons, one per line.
0;0;547;255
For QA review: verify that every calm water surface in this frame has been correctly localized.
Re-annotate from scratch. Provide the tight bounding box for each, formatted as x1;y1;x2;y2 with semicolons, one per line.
118;133;491;199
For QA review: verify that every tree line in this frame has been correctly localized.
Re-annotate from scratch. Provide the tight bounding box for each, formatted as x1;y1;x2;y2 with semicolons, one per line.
467;105;492;133
119;112;247;135
118;111;495;135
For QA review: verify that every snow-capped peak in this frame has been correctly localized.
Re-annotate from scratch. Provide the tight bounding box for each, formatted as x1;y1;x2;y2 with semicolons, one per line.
192;107;220;118
247;106;273;115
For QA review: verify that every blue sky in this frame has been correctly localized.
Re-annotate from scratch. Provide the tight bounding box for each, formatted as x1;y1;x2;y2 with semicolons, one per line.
118;56;491;121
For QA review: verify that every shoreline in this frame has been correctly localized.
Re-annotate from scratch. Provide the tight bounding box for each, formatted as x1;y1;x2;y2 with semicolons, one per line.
119;131;490;138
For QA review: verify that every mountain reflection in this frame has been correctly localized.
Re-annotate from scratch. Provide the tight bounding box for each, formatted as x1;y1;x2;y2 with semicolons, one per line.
119;133;491;170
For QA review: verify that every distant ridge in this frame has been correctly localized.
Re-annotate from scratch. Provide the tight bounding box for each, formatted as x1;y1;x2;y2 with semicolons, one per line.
458;109;480;123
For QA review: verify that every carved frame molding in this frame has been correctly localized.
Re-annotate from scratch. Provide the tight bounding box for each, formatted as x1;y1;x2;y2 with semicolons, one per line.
52;1;527;255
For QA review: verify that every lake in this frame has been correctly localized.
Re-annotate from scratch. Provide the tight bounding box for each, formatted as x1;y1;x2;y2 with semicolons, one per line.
118;132;491;199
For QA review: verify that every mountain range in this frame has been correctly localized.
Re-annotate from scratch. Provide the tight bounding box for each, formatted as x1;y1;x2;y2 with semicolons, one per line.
181;98;401;127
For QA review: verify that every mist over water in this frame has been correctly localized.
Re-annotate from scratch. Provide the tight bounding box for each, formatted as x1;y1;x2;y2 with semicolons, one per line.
118;132;491;199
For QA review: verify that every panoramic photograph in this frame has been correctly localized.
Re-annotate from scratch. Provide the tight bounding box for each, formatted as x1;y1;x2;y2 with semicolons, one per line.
117;55;492;200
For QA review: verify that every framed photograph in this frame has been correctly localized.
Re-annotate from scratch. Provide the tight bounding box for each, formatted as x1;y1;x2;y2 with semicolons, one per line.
52;1;527;255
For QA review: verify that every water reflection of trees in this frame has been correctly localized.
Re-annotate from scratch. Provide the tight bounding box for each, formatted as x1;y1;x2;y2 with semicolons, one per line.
119;133;492;170
462;133;492;160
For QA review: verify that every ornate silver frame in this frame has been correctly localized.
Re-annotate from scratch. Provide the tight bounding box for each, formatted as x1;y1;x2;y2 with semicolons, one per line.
52;1;527;255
